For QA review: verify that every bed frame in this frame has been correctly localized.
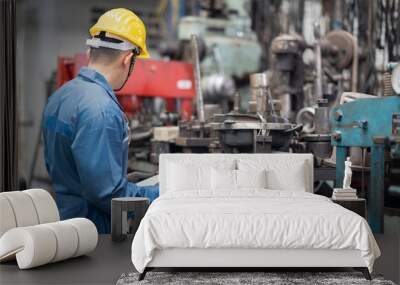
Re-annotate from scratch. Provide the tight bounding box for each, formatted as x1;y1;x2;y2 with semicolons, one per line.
138;248;371;280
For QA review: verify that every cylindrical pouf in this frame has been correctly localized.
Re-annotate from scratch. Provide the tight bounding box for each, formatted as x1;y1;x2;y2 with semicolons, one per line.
111;197;149;242
0;196;17;237
0;191;39;227
65;218;98;257
24;189;60;223
42;221;79;262
0;218;98;269
0;226;57;269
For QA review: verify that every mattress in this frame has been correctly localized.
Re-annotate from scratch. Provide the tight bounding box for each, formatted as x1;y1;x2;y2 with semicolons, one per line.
131;190;380;273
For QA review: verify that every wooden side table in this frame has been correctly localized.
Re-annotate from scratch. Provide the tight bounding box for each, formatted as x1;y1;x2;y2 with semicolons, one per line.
331;198;366;218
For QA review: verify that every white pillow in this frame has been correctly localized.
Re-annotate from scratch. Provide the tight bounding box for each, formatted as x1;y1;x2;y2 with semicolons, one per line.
166;159;236;192
236;169;267;189
237;158;308;192
167;162;211;191
266;162;307;192
211;168;237;191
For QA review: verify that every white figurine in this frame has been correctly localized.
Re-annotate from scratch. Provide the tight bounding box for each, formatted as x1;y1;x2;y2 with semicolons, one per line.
343;157;353;189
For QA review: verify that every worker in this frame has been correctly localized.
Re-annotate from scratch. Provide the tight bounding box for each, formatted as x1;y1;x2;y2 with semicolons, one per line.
42;8;159;234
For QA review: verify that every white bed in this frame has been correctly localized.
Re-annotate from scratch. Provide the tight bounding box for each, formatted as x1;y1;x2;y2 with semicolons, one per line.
131;154;380;280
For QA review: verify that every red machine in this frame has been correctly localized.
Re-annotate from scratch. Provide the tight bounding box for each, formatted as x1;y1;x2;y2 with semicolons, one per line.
56;54;195;121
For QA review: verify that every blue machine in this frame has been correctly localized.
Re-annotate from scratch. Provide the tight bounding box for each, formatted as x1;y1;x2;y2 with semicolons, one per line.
331;94;400;233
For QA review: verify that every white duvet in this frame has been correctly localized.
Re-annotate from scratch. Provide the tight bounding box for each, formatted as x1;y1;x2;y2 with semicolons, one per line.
131;190;380;273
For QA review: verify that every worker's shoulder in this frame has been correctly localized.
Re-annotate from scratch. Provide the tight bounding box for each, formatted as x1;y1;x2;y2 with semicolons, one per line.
47;77;121;119
55;77;112;104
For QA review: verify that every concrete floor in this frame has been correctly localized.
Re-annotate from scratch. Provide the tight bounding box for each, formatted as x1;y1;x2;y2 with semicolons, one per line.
373;211;400;284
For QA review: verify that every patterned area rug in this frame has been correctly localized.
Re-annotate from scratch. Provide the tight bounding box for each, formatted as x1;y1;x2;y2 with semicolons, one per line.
117;271;396;285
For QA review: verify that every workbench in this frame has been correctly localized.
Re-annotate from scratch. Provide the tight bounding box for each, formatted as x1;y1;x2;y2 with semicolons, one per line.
0;235;133;285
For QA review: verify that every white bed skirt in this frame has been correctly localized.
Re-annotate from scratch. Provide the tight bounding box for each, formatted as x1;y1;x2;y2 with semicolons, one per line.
147;248;366;268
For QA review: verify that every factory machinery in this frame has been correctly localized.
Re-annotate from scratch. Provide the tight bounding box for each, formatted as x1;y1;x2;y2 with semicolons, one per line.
54;0;400;232
55;0;369;171
150;1;400;234
330;62;400;233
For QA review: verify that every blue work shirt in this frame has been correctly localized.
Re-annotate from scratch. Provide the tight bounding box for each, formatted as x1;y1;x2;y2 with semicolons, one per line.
43;67;159;234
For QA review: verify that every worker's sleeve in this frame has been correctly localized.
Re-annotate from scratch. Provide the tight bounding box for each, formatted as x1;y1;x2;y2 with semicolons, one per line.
71;112;159;214
128;183;159;202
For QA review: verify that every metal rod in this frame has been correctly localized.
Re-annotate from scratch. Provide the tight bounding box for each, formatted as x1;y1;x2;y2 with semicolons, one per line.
191;35;205;123
369;142;384;233
361;147;365;198
314;22;323;105
351;36;358;92
233;91;240;113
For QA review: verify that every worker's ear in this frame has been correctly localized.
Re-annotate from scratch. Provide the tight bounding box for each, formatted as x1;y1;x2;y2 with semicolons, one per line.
122;52;133;68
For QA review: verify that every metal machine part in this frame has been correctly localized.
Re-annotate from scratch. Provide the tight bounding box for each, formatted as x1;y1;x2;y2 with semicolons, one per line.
323;30;355;70
207;70;298;153
175;120;217;152
314;100;331;134
178;4;262;78
249;72;277;121
314;22;323;104
339;92;376;104
390;113;400;159
269;28;357;124
173;35;218;153
323;30;358;92
191;35;205;123
270;34;306;120
296;107;315;134
212;72;297;151
331;94;400;233
173;0;261;111
388;62;400;94
159;112;180;125
268;28;359;164
301;99;332;160
201;74;235;103
211;113;295;153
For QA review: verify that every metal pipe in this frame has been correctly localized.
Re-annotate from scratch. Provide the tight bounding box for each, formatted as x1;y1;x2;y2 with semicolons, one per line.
351;36;358;92
250;73;275;117
233;91;240;113
314;44;323;103
191;35;205;123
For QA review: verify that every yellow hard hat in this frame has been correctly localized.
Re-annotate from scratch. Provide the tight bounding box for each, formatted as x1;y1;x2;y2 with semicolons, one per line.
89;8;150;58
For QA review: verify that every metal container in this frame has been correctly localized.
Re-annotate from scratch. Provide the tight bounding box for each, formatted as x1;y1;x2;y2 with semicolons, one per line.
111;197;149;242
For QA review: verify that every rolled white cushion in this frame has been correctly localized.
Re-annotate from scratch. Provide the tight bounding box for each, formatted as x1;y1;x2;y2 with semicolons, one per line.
0;196;17;237
0;191;39;227
24;189;60;224
0;226;57;269
0;218;98;269
65;218;98;257
42;222;79;262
